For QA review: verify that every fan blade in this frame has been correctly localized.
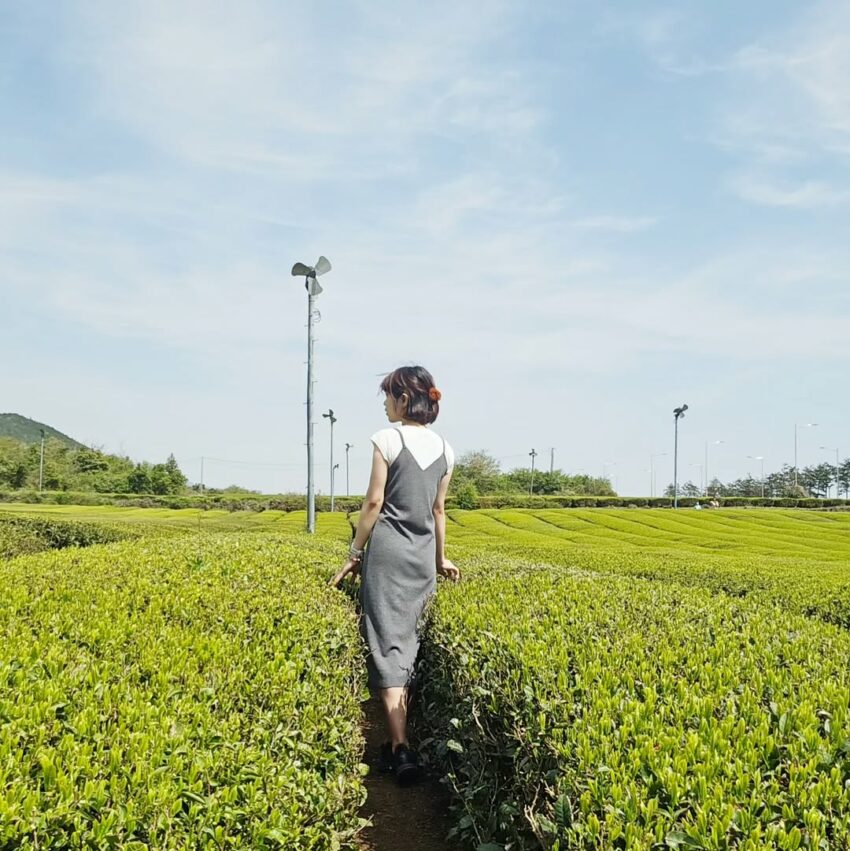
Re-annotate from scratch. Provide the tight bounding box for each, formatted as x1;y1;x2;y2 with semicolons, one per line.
307;278;323;296
314;256;331;276
291;262;313;277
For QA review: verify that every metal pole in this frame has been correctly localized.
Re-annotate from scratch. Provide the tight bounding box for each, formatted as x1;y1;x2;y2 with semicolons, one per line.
200;456;204;492
794;423;798;490
761;458;765;498
345;443;352;497
529;449;537;495
650;454;655;498
673;418;679;509
704;441;708;497
306;290;316;533
550;448;554;475
38;429;45;491
330;417;334;512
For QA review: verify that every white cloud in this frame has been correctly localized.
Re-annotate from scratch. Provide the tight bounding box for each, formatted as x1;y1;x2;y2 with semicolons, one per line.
717;2;850;185
729;174;849;208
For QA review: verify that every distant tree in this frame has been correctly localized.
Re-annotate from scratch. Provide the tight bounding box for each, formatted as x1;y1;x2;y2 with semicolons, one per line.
0;438;29;489
163;453;187;492
681;480;702;498
451;451;501;494
800;463;833;498
73;447;109;474
839;459;850;499
728;475;762;497
665;480;701;498
128;463;153;494
454;482;479;509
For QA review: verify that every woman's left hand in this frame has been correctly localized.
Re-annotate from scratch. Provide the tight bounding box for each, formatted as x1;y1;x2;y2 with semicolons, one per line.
329;557;361;588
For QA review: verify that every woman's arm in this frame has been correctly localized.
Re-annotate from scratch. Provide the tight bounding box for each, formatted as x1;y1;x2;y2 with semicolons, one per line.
432;468;453;568
351;445;388;550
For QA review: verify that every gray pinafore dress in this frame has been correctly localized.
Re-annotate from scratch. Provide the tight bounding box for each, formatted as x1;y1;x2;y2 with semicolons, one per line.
359;426;449;690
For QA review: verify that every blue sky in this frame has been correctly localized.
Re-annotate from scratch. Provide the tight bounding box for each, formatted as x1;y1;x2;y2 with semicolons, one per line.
2;1;849;495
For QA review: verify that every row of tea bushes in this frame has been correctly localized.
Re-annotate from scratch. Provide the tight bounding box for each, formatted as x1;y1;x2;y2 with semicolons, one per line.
417;554;850;850
4;490;848;512
0;513;137;559
443;511;850;630
0;534;366;849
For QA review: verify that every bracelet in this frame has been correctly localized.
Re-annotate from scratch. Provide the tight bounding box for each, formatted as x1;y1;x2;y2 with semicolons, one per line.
348;543;365;560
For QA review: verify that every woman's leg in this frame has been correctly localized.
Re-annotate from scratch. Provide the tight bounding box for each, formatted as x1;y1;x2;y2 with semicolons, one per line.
380;686;409;749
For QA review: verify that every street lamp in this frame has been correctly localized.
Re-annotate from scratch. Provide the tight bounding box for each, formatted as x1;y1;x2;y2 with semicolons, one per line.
794;422;818;490
746;455;765;498
323;409;337;512
345;443;353;497
650;452;668;498
38;428;45;492
819;446;839;498
292;255;332;534
690;463;704;494
704;440;724;496
529;448;538;495
673;404;689;509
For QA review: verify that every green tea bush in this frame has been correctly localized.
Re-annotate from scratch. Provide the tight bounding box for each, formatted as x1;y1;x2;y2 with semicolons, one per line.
0;513;136;559
0;534;366;849
418;555;850;850
439;509;850;629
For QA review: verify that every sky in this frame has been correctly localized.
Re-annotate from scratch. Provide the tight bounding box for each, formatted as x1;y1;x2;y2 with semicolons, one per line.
1;0;849;496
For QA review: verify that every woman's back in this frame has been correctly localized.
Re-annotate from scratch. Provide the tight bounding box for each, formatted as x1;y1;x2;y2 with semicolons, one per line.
370;424;455;473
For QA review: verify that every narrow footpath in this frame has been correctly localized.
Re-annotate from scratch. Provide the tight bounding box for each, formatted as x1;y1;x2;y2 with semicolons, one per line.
357;697;462;851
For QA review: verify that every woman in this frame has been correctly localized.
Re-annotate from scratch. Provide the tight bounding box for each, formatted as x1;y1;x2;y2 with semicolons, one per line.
330;365;460;786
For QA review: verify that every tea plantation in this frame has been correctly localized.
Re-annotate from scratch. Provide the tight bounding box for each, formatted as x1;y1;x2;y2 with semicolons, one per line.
1;507;849;849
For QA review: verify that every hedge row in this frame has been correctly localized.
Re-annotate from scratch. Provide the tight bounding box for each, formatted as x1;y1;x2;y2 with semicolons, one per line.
0;513;137;559
0;534;367;849
2;490;847;512
442;509;850;630
0;490;346;513
417;554;850;850
472;495;850;509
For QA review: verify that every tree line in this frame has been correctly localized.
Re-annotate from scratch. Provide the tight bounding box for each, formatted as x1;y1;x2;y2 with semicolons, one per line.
450;451;615;506
665;461;850;500
0;437;187;495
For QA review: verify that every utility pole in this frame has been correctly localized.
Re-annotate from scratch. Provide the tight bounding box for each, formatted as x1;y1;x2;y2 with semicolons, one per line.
704;440;723;497
819;446;839;499
38;429;45;491
650;452;667;498
200;456;205;492
673;404;689;509
549;447;555;474
323;409;337;512
345;443;353;497
747;455;765;498
291;256;331;534
529;448;538;495
794;422;818;490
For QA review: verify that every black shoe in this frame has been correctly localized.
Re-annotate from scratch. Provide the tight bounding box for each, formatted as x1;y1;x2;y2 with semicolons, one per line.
378;741;394;773
392;744;420;787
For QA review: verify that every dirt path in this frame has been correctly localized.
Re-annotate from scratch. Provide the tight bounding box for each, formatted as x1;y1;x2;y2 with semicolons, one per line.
357;697;463;851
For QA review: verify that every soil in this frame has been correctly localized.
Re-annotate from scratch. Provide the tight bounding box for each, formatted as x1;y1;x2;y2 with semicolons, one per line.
357;696;464;851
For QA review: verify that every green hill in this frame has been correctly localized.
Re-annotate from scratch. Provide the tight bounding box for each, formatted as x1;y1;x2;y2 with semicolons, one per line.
0;413;85;449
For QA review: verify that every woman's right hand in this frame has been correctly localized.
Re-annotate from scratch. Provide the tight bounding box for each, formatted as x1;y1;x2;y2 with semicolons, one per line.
437;559;460;582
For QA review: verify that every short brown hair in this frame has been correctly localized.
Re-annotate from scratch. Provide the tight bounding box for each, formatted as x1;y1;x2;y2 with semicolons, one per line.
379;365;440;425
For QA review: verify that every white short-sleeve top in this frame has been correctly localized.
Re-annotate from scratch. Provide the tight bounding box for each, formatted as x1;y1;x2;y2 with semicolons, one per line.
370;424;455;475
